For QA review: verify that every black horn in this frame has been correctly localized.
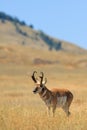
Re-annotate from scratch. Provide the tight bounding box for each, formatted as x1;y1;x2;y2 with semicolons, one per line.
31;71;37;83
39;72;44;85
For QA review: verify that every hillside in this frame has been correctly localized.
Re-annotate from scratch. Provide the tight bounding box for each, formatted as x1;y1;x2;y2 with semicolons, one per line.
0;12;87;68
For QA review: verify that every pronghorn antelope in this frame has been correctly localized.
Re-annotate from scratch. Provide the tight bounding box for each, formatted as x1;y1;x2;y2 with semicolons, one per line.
31;71;73;117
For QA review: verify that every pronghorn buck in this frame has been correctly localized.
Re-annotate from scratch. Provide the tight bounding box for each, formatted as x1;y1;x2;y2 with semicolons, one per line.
31;71;73;117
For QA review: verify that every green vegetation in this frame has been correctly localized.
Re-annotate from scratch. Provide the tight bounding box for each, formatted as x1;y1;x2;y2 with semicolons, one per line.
14;22;28;37
38;31;62;51
0;12;33;27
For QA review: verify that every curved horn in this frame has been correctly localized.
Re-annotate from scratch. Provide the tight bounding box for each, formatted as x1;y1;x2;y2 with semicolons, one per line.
39;72;44;85
31;71;37;83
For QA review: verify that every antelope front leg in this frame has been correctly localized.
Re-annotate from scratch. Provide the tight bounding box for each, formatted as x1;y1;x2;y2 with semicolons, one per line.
47;106;50;116
52;106;56;117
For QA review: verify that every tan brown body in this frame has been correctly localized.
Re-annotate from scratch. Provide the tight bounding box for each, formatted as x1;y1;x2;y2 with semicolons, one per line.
39;87;73;116
31;71;73;116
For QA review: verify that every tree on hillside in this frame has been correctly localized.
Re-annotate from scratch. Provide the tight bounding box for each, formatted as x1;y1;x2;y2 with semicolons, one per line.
39;31;62;51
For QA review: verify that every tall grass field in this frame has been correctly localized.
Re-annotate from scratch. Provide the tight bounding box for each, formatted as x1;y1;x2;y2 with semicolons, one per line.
0;64;87;130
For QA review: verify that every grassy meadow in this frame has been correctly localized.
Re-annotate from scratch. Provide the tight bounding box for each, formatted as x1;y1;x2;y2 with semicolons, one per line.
0;63;87;130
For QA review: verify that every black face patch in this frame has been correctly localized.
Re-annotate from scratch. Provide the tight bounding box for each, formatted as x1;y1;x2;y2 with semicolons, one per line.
33;87;38;93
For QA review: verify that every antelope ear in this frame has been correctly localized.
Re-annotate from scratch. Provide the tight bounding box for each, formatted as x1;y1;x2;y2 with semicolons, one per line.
42;81;45;85
42;78;47;85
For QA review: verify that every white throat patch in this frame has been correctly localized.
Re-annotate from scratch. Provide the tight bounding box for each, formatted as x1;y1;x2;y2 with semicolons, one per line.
42;90;47;97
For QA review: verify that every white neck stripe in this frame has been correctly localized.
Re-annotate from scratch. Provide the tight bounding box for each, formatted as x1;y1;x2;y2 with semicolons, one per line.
42;90;47;97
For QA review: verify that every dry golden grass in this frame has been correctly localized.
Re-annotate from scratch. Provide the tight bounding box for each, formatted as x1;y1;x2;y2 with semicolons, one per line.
0;64;87;130
0;44;87;69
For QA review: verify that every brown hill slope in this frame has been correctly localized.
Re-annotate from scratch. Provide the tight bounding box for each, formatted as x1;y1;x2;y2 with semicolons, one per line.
0;19;86;53
0;15;87;68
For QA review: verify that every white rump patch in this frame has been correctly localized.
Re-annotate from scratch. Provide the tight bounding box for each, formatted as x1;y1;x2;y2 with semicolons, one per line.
57;96;67;107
